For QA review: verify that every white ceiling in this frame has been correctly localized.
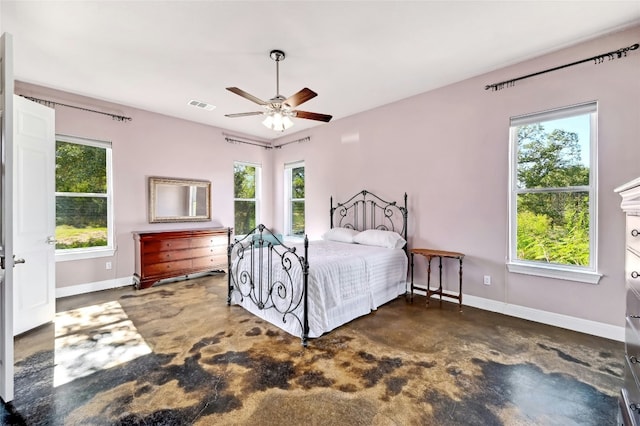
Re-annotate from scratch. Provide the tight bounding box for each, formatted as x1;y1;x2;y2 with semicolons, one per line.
2;1;639;141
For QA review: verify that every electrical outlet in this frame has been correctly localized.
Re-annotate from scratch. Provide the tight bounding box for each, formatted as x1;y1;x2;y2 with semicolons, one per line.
106;261;112;270
483;275;491;285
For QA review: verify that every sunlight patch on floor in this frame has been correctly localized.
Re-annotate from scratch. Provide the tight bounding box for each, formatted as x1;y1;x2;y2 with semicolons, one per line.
54;300;151;387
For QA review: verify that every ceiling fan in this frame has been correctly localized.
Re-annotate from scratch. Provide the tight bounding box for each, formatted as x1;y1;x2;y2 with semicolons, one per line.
225;49;332;132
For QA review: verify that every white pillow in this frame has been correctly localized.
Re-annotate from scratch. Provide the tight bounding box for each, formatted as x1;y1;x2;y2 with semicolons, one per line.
322;227;360;243
354;229;406;249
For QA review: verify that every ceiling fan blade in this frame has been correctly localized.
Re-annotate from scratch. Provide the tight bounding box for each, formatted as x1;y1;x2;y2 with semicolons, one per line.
294;110;333;122
226;87;267;105
225;111;264;118
284;88;317;108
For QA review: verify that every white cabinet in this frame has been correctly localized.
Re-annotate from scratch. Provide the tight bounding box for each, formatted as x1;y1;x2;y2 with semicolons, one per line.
616;177;640;425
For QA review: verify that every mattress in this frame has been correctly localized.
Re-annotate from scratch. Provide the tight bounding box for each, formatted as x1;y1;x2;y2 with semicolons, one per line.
229;239;407;339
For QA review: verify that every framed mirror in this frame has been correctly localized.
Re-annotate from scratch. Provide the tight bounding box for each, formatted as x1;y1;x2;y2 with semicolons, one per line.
148;176;211;223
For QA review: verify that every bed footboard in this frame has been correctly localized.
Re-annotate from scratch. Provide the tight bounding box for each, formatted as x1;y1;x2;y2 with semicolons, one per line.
227;225;310;346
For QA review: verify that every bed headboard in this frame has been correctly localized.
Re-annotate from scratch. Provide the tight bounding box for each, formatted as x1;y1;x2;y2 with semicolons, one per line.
330;190;408;243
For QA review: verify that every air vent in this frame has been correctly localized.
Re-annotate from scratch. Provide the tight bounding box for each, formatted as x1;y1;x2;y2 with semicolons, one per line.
188;99;216;111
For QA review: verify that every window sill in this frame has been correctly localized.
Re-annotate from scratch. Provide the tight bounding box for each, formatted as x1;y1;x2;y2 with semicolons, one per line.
56;247;116;262
506;262;602;284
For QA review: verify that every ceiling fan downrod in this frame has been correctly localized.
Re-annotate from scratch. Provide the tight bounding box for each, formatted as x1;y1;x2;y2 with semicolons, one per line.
270;49;285;98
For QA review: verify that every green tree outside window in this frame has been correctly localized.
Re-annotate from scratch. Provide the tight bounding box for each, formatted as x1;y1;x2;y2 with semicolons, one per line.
234;163;259;235
290;166;305;235
514;117;591;267
55;140;109;250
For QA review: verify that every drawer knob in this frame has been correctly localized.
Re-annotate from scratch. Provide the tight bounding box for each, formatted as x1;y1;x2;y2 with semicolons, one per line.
633;271;640;279
632;229;639;237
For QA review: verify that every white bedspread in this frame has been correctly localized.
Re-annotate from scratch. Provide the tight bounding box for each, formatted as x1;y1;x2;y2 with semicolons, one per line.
229;240;407;339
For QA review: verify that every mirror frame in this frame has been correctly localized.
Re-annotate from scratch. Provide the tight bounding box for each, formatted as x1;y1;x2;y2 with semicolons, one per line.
148;176;211;223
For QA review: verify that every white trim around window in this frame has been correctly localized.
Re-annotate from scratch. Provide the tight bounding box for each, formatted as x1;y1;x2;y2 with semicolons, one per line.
55;134;115;262
233;161;261;236
284;161;305;238
507;102;601;284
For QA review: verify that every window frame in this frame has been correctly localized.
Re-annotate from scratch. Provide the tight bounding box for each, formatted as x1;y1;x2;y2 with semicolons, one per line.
55;134;115;262
507;102;601;284
284;161;305;238
233;161;261;236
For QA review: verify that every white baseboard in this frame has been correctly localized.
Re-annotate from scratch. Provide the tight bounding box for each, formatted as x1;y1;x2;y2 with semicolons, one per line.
58;279;624;342
55;271;219;299
56;276;134;299
412;288;624;342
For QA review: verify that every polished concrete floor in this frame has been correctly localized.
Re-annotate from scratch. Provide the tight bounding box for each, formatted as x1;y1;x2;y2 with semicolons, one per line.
0;274;624;425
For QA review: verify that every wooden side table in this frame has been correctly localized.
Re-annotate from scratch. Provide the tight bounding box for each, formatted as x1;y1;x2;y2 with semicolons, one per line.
410;248;465;311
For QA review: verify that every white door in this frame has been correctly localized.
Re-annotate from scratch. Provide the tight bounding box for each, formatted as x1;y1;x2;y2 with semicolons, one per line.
0;32;16;402
12;95;56;336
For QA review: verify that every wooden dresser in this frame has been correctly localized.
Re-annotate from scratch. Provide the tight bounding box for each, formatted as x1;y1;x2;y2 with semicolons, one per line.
133;228;230;289
616;177;640;425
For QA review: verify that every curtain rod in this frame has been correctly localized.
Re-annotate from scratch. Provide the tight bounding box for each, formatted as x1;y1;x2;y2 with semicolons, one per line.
223;133;310;149
223;132;272;149
273;136;310;149
225;136;273;149
19;95;132;121
485;42;639;91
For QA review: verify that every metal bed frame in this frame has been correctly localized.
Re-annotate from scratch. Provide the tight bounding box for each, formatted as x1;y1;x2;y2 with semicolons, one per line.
227;190;408;346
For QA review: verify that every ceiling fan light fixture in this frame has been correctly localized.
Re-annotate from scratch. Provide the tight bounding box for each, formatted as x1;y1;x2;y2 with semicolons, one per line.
262;113;274;129
282;115;294;129
262;111;294;132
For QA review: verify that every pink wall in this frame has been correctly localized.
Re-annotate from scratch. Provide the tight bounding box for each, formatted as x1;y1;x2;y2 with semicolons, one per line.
272;25;640;328
15;82;273;288
16;25;639;330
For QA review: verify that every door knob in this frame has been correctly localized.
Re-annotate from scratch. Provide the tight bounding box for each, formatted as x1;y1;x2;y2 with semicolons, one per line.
46;236;57;245
0;255;25;269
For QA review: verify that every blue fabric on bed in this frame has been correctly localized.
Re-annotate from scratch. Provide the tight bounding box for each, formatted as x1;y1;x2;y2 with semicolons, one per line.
252;233;282;247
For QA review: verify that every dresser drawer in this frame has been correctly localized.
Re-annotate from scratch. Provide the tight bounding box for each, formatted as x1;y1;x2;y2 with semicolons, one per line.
191;235;226;249
627;317;640;376
628;284;640;318
193;255;226;270
210;244;226;256
192;246;221;258
142;238;191;253
629;248;640;286
629;215;640;254
143;247;211;264
621;387;640;426
623;355;640;425
145;259;192;276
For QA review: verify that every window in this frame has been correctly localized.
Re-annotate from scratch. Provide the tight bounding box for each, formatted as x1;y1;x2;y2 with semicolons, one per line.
508;102;600;284
234;162;261;235
55;135;114;260
284;161;305;237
